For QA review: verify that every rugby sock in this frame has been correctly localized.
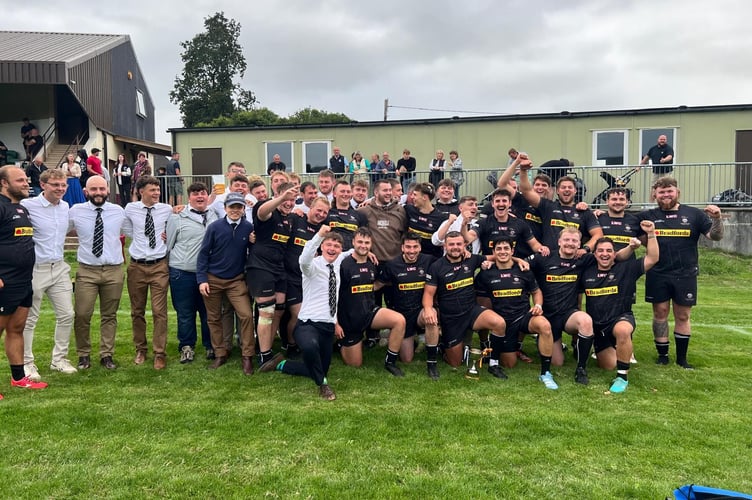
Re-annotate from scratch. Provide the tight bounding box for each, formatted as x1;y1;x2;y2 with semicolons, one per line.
674;333;691;365
516;338;524;352
10;364;24;381
480;338;491;351
576;334;593;370
540;356;552;375
259;350;273;365
385;349;398;366
616;361;630;381
276;360;286;372
489;334;504;363
654;340;670;359
426;345;438;363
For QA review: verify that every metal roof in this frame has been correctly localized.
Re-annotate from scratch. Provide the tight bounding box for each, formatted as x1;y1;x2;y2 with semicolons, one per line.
168;103;752;133
0;31;128;66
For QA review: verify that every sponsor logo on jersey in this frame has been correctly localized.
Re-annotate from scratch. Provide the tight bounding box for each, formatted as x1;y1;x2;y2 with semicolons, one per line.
525;213;542;224
545;274;577;282
398;281;425;291
271;233;289;243
14;226;33;237
493;288;523;297
585;285;618;296
351;284;374;294
605;234;632;244
446;277;473;290
550;219;580;228
408;227;433;239
655;229;691;237
329;221;358;232
293;237;309;247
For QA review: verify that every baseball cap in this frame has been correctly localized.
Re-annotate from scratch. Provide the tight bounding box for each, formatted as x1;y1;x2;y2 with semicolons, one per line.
224;192;246;206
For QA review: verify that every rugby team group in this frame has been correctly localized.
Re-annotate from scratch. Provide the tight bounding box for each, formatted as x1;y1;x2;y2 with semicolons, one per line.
0;150;724;401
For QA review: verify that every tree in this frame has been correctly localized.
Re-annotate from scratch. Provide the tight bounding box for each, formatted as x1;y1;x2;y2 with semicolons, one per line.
170;12;256;128
195;107;352;128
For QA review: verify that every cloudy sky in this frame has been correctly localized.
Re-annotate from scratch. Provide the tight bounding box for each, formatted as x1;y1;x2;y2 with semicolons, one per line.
4;0;751;144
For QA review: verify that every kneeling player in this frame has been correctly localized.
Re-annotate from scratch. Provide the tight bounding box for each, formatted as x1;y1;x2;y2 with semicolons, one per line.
422;232;507;376
338;228;406;376
581;221;658;393
377;233;441;379
476;238;558;389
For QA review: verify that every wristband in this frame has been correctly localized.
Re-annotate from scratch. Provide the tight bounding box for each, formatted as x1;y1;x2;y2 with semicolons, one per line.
582;245;591;253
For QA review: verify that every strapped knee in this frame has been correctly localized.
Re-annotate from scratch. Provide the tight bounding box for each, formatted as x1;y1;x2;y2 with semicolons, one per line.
257;300;275;324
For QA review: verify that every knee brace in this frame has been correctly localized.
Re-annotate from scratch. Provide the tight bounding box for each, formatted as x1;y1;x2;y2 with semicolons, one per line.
257;300;275;325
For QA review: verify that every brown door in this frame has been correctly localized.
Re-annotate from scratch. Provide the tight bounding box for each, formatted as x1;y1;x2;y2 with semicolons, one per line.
191;148;222;176
735;130;752;193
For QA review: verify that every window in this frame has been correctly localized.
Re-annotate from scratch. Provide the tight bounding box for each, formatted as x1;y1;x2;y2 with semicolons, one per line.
265;142;293;172
303;141;331;173
593;130;628;166
136;89;147;118
640;128;676;163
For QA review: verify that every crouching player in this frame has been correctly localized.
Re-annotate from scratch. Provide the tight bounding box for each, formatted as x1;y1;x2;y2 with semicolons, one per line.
422;231;507;377
580;221;658;393
476;237;558;389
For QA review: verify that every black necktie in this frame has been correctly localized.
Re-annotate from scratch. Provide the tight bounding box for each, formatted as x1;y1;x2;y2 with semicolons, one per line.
92;208;104;257
145;206;156;248
191;209;207;227
327;263;337;317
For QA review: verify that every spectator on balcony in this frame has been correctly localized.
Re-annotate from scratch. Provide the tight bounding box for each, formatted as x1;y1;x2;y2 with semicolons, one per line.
25;156;48;197
86;148;103;178
60;153;86;206
24;129;44;161
267;154;286;175
428;150;447;189
348;151;369;183
131;151;151;201
397;149;417;193
640;135;674;181
328;146;347;175
448;150;464;198
113;154;132;208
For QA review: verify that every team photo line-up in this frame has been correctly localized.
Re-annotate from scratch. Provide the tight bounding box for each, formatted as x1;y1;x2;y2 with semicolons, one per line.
0;150;724;401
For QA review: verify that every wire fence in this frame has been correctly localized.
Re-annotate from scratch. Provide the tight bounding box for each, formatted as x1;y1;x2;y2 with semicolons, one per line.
153;162;752;209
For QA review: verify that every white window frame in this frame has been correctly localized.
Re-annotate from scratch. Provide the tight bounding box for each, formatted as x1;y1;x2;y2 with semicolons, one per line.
302;140;332;174
639;128;678;164
136;89;147;118
592;129;629;166
264;141;294;172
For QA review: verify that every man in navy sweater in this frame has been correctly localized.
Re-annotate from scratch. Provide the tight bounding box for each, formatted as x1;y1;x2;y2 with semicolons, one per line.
197;193;255;374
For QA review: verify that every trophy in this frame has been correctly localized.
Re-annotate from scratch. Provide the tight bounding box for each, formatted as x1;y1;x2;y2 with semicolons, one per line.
465;347;493;380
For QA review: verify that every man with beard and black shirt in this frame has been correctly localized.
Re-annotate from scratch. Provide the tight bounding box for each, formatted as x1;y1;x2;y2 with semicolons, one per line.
580;222;658;393
597;188;642;252
463;188;548;259
377;233;438;378
337;228;406;376
248;182;297;371
326;180;368;250
519;160;603;255
405;182;449;260
422;232;508;374
0;166;49;396
637;177;723;369
284;196;330;357
475;238;558;390
527;227;596;385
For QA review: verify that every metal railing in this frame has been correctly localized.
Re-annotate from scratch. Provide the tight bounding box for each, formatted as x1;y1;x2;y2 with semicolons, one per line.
156;163;752;209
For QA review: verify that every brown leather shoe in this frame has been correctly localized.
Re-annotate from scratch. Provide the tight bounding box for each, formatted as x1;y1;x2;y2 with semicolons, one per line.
208;356;227;369
259;352;284;373
134;351;146;365
319;384;336;401
241;356;254;375
154;356;166;370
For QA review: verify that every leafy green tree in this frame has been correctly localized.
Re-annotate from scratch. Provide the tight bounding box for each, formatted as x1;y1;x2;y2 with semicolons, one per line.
170;12;256;127
283;107;352;125
196;107;282;128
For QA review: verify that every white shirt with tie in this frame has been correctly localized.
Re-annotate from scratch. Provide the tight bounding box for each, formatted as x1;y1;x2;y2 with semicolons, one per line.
122;201;173;260
69;201;126;265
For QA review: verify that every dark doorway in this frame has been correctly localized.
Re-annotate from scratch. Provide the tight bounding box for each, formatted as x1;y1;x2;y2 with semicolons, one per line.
55;86;88;145
734;130;752;193
191;148;222;176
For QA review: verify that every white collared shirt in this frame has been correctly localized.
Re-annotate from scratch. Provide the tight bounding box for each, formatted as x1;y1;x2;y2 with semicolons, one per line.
298;233;353;323
20;194;69;264
122;201;173;260
69;201;126;265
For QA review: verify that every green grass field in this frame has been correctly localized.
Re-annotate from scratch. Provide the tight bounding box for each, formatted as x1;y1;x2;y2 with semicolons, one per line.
1;249;751;499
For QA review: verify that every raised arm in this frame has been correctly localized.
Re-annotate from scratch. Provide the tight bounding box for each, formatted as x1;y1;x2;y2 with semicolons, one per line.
641;220;659;271
704;205;724;241
518;159;540;208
